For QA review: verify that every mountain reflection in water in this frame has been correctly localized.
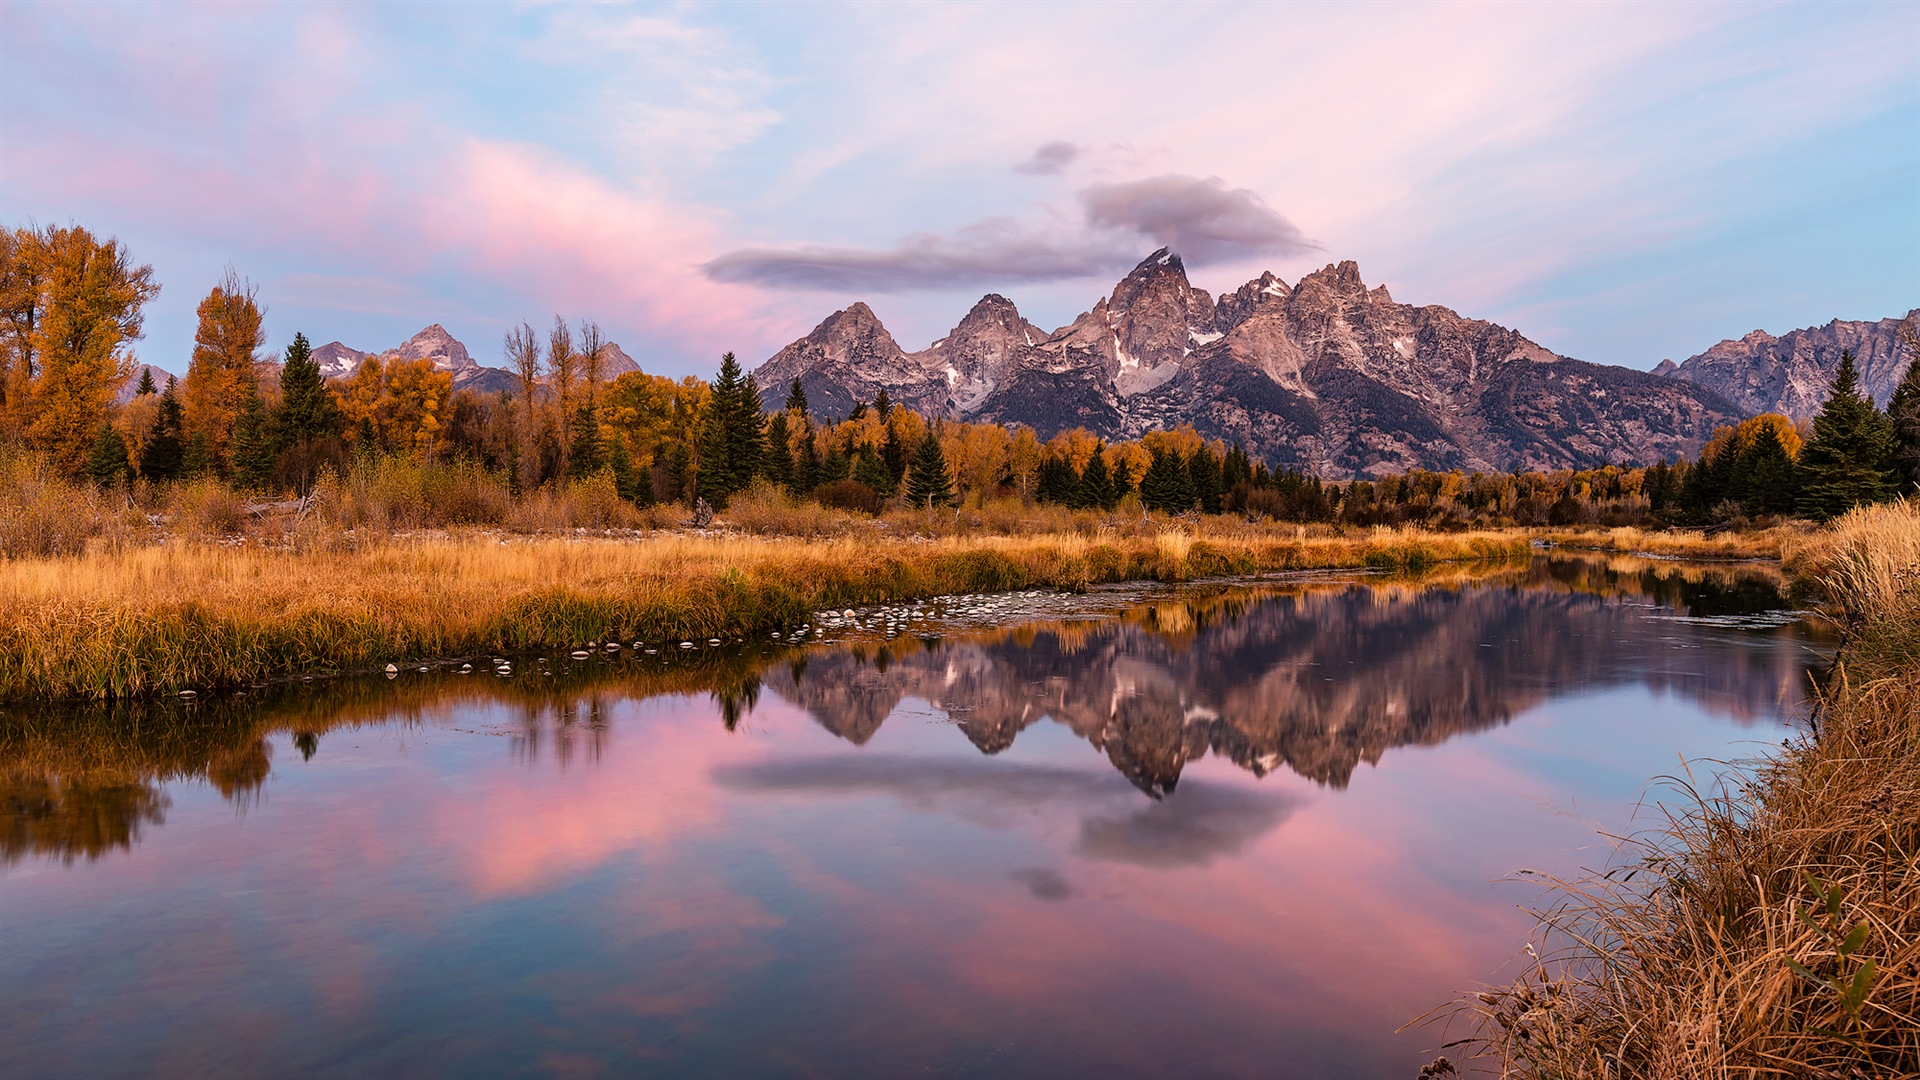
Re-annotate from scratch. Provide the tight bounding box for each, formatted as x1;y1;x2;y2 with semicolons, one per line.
1;554;1825;869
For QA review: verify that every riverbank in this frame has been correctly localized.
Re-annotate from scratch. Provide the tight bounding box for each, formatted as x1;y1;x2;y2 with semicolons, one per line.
1452;501;1920;1076
0;524;1530;701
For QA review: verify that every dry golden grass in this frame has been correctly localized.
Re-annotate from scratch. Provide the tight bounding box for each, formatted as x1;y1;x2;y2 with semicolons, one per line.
1438;501;1920;1078
1539;523;1812;562
0;524;1530;700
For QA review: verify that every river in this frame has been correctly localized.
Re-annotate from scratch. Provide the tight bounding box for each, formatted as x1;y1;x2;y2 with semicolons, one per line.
0;554;1832;1078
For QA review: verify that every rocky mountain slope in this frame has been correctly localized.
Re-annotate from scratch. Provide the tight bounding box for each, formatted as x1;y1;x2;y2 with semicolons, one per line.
754;251;1742;476
1652;311;1917;420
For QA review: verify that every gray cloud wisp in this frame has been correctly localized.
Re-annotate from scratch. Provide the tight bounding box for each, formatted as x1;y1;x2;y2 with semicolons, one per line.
701;174;1319;292
1013;140;1082;175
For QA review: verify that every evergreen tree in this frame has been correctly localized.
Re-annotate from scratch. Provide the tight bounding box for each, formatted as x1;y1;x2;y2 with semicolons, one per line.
764;411;794;486
181;430;214;480
1888;355;1920;494
820;443;850;485
1035;455;1077;505
1738;422;1798;516
903;430;955;509
1188;445;1224;514
1796;351;1897;519
567;404;604;479
881;417;908;490
230;389;276;491
664;441;692;502
872;389;892;417
785;377;809;415
852;445;894;496
1079;447;1115;510
695;353;762;506
793;423;820;493
136;368;156;396
1222;443;1253;490
1644;460;1676;515
274;333;339;442
1139;447;1196;513
606;433;647;505
84;422;129;487
730;372;765;482
139;381;185;482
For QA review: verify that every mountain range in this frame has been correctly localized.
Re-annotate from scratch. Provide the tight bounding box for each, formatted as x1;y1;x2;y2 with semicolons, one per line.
308;324;641;396
753;250;1914;476
1654;309;1917;421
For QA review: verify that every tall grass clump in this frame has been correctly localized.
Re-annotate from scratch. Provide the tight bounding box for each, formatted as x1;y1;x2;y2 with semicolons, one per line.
313;456;514;531
1443;501;1920;1077
0;451;127;557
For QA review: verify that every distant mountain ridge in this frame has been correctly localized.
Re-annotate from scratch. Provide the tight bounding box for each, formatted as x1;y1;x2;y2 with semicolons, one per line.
754;250;1744;477
1653;310;1917;421
307;325;641;396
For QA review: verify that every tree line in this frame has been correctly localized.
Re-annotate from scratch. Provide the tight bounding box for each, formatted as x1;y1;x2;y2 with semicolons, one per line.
7;223;1917;526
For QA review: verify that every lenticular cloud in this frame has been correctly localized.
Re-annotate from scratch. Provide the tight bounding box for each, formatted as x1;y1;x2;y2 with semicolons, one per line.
701;173;1318;292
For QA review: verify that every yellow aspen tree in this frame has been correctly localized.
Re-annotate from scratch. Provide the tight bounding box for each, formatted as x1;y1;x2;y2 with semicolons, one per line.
183;271;266;470
377;357;452;456
4;225;158;471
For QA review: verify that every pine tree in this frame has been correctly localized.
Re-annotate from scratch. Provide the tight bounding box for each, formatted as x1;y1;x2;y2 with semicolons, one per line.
1222;443;1253;490
1738;422;1798;516
785;377;809;416
606;432;647;505
852;445;893;496
135;368;156;396
695;353;763;507
881;417;908;491
275;333;338;442
729;371;765;484
1188;445;1224;514
84;422;129;487
230;389;276;491
903;430;955;509
820;444;849;485
1139;447;1196;513
567;404;604;480
1080;447;1114;510
1035;455;1077;505
181;430;214;480
873;389;892;417
273;332;342;493
1796;351;1897;519
139;381;185;482
764;412;793;486
664;441;692;502
1888;354;1920;494
793;423;819;493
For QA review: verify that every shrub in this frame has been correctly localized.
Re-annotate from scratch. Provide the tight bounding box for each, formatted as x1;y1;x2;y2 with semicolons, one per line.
0;452;123;557
814;478;884;515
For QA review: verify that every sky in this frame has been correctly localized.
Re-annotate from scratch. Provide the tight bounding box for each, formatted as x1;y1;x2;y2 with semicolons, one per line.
3;2;1917;380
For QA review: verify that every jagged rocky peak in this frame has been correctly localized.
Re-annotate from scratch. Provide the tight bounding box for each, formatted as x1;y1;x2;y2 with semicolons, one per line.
394;324;474;372
598;342;641;377
919;293;1046;411
1217;271;1292;326
311;341;369;378
755;300;942;418
1048;247;1220;396
1660;310;1918;420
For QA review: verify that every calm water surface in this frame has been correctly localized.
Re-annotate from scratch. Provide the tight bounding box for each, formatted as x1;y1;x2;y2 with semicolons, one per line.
1;556;1832;1079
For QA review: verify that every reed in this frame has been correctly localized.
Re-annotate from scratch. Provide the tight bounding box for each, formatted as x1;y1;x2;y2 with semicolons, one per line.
0;525;1531;701
1434;501;1920;1078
